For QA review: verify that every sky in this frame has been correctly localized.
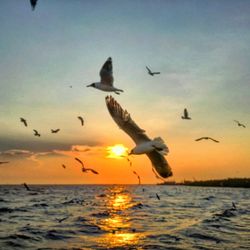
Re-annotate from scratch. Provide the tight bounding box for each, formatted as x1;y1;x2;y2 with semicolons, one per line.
0;0;250;184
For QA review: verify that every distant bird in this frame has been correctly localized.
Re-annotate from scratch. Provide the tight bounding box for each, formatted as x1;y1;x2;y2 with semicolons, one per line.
195;137;219;143
33;130;41;137
56;217;69;223
106;95;172;179
62;164;66;169
181;108;191;120
132;171;141;185
156;193;160;200
77;116;84;126
51;129;60;133
0;161;9;165
23;182;31;191
74;157;99;175
20;117;28;127
234;120;246;128
30;0;38;10
69;85;73;88
146;66;160;76
87;57;124;95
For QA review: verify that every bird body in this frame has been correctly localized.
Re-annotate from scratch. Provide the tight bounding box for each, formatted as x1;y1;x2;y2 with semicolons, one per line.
146;66;160;76
195;137;219;143
87;57;123;95
51;129;60;133
33;130;41;137
234;120;246;128
105;95;172;179
20;117;28;127
30;0;38;10
182;108;191;120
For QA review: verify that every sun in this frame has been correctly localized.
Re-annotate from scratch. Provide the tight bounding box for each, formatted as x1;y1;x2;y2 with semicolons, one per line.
106;144;128;159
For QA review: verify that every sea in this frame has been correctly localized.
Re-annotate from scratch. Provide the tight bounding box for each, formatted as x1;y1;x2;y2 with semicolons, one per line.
0;185;249;250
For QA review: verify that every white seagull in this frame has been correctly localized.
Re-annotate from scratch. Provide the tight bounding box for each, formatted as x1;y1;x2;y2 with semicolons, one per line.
87;57;124;95
105;95;172;179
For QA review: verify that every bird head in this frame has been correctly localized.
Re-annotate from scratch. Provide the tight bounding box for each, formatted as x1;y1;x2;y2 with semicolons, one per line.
86;83;96;88
128;149;134;155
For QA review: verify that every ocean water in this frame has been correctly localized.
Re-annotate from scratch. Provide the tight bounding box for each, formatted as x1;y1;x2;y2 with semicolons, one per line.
0;185;249;250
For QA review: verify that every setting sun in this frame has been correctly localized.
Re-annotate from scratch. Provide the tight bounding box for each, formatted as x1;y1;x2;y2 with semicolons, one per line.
106;144;128;159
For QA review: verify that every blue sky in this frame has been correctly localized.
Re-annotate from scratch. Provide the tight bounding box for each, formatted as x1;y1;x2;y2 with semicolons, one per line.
0;0;250;183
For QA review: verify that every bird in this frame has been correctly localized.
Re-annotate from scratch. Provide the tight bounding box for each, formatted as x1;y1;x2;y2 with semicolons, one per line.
234;120;246;128
23;182;31;191
20;117;28;127
195;137;219;143
33;130;41;137
86;57;124;95
74;157;99;175
0;161;9;165
132;171;141;185
77;116;84;126
30;0;38;10
56;217;69;223
156;193;160;200
62;164;66;169
181;108;191;120
51;129;60;133
105;95;172;179
146;66;160;76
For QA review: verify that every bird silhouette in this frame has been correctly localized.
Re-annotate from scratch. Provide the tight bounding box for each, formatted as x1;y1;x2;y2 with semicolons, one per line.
0;161;9;165
20;117;28;127
23;182;31;191
106;95;172;179
146;66;160;76
132;171;141;184
74;157;99;175
77;116;84;126
62;164;66;169
56;217;69;223
87;57;124;95
51;129;60;133
156;193;160;200
33;130;41;137
195;137;219;143
30;0;38;10
181;108;191;120
234;120;246;128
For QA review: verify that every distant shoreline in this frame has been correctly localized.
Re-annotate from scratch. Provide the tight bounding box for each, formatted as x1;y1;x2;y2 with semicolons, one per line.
158;178;250;188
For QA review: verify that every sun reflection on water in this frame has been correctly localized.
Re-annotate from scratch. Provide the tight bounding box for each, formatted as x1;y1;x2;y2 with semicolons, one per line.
97;186;144;248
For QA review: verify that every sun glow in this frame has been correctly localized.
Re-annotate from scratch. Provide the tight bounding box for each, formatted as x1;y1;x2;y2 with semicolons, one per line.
106;144;128;159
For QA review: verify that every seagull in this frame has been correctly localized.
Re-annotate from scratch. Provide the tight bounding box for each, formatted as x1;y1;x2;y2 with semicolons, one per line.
146;66;160;76
74;157;99;175
132;171;141;185
23;182;31;191
62;164;66;169
195;137;219;143
30;0;38;10
56;216;69;223
0;161;9;165
33;130;41;137
105;95;172;179
234;120;246;128
77;116;84;126
156;193;160;200
51;129;60;133
20;117;28;127
86;57;124;95
181;108;191;120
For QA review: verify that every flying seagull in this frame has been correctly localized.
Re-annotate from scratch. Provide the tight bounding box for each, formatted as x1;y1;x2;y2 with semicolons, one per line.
30;0;38;10
234;120;246;128
23;182;31;191
156;193;161;200
20;117;28;127
105;95;172;179
62;164;66;169
195;137;219;143
132;171;141;185
146;66;160;76
77;116;84;126
33;130;41;137
0;161;9;165
51;129;60;133
74;157;99;175
87;57;124;95
182;108;191;120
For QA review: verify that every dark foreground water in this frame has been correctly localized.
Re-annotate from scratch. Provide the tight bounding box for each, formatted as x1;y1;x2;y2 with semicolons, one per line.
0;185;249;250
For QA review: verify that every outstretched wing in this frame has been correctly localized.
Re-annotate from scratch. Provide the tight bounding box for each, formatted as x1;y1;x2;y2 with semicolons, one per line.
100;57;113;86
209;137;219;143
105;95;172;179
75;157;84;167
195;137;204;141
146;66;151;74
153;72;160;74
105;95;150;145
78;116;84;126
184;108;188;117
